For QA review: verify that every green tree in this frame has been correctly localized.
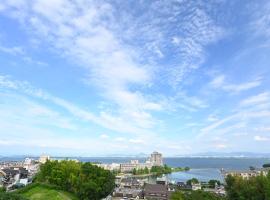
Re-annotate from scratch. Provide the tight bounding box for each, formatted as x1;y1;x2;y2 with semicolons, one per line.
170;191;185;200
208;180;220;188
35;160;115;200
0;193;27;200
187;178;199;186
132;168;137;175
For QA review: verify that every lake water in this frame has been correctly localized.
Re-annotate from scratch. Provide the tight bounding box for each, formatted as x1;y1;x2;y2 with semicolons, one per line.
167;168;224;183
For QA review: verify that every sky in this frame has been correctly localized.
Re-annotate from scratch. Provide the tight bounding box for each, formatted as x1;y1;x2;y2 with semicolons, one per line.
0;0;270;156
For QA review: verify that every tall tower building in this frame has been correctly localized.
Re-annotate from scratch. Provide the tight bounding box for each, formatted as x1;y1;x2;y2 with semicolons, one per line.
150;151;163;166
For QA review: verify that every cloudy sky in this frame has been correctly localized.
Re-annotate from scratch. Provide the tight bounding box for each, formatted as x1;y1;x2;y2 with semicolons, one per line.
0;0;270;156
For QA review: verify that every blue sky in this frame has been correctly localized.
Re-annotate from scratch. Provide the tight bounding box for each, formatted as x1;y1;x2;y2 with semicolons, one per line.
0;0;270;156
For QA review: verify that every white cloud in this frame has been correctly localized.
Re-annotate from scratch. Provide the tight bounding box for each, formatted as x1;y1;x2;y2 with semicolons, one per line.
129;138;145;144
215;144;228;149
250;1;270;38
210;75;225;88
100;134;109;139
114;137;125;142
240;92;270;107
0;75;157;136
0;45;24;55
210;75;262;93
254;135;270;142
254;127;270;132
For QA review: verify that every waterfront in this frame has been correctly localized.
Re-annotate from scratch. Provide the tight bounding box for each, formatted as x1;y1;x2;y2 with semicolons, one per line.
2;156;270;183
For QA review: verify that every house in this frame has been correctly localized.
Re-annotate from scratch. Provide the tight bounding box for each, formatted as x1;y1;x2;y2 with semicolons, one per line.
176;182;192;190
114;187;143;199
144;184;169;200
2;167;28;188
225;170;259;179
156;176;167;185
120;178;140;189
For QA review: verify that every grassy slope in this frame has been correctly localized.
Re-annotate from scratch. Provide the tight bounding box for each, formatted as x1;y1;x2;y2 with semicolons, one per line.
20;185;78;200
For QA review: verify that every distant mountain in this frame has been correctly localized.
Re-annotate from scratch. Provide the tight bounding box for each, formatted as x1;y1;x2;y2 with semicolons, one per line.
100;152;149;157
174;152;270;158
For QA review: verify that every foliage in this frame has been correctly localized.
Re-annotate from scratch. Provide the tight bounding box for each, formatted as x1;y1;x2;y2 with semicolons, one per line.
151;164;172;175
18;183;77;200
225;173;270;200
172;167;190;172
186;178;199;186
184;167;190;171
170;190;225;200
263;163;270;168
208;180;221;188
0;192;28;200
132;167;150;175
34;160;115;200
0;187;5;193
171;191;185;200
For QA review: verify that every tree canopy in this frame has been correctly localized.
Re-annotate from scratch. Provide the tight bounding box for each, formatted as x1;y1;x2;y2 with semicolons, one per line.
170;190;225;200
35;160;115;200
225;173;270;200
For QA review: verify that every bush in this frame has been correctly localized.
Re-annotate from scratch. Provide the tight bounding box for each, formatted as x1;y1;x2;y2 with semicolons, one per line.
0;192;28;200
263;163;270;168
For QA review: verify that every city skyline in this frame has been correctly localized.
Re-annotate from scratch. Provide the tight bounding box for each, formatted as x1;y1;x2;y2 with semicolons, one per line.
0;0;270;156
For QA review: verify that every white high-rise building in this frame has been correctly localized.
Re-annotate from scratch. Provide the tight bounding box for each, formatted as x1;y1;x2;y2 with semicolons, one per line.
150;151;163;166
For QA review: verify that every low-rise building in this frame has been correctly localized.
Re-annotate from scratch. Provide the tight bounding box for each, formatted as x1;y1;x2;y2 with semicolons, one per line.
114;187;143;199
192;183;201;191
144;184;169;200
225;170;257;179
120;178;140;189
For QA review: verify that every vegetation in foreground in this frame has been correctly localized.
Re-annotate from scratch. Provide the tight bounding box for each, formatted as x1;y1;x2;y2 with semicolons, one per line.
34;160;115;200
171;190;226;200
17;183;78;200
0;192;27;200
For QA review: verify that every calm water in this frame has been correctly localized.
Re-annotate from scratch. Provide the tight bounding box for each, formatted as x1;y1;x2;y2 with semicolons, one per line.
167;169;224;183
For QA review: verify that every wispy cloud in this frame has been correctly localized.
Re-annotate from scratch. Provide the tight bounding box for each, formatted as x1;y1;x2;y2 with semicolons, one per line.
240;92;270;107
0;75;155;136
210;75;262;93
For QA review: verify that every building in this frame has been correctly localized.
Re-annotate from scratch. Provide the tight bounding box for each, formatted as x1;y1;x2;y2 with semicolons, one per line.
114;187;143;199
150;151;163;166
120;178;140;189
225;170;261;179
192;183;201;190
120;162;138;172
156;176;168;185
1;167;28;189
120;160;152;172
39;155;50;164
144;184;169;200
